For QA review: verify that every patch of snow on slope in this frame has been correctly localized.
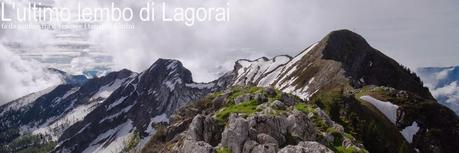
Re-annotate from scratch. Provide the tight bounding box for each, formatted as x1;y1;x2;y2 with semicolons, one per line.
258;67;282;86
360;95;420;143
32;102;99;140
152;113;169;123
83;120;134;153
360;95;399;124
92;78;127;100
401;122;420;143
235;56;290;85
107;96;128;110
61;87;80;100
164;78;183;91
141;113;171;149
100;104;134;123
167;61;178;70
283;43;318;70
185;83;215;89
0;86;57;116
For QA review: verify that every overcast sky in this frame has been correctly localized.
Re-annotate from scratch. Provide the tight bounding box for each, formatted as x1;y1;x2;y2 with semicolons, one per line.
1;0;459;103
89;0;459;82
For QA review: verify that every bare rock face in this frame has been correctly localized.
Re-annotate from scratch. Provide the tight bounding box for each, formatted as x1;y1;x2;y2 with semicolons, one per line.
181;139;215;153
270;100;286;110
235;94;253;105
221;114;249;153
251;143;279;153
286;111;318;142
278;141;334;153
248;115;290;146
187;115;205;141
242;140;258;153
256;133;278;144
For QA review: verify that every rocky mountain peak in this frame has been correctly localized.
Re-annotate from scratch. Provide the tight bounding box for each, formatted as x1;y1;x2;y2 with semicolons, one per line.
297;29;432;98
142;58;193;85
319;29;372;62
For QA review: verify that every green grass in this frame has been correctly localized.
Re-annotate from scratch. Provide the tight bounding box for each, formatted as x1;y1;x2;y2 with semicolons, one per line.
294;103;316;114
216;146;231;153
227;86;263;103
336;146;369;153
215;100;259;123
248;86;262;93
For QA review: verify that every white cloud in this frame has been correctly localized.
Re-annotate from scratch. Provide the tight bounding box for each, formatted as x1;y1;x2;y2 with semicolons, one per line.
430;81;459;114
80;0;459;82
0;45;62;103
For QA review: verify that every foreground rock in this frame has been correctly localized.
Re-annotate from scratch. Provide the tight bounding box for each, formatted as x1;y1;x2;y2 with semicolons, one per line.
142;86;367;153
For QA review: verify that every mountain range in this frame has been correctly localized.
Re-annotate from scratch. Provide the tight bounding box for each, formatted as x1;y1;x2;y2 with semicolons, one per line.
0;30;458;153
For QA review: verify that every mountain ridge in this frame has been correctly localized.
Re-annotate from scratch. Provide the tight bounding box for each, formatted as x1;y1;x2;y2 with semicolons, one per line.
0;29;457;153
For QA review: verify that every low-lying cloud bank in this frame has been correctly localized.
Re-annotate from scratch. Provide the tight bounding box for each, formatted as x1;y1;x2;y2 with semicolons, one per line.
0;46;62;103
417;67;459;115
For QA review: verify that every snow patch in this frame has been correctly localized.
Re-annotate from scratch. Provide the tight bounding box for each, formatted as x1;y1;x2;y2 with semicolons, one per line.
92;78;127;100
107;96;128;110
185;83;215;89
83;120;134;153
164;78;183;91
360;95;399;123
29;102;99;140
0;86;57;116
401;122;420;143
152;113;169;123
100;104;134;123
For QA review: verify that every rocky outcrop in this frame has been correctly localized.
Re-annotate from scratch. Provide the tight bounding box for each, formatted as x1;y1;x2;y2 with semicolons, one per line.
278;141;334;153
181;140;215;153
221;114;250;153
142;86;367;153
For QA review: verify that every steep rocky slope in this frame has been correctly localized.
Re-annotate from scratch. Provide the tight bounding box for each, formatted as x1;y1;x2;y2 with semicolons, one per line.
227;30;431;101
53;59;218;153
0;69;133;153
142;86;368;153
217;30;459;153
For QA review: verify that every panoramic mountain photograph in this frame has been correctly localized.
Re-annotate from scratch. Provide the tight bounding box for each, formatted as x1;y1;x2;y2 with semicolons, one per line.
0;0;458;153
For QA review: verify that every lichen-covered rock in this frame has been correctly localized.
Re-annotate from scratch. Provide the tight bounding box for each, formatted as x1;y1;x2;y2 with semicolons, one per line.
278;141;334;153
263;87;277;97
287;111;318;141
187;115;205;141
254;93;268;104
242;140;258;153
235;94;253;104
281;93;301;106
271;100;286;110
221;114;249;153
143;87;366;153
248;115;289;146
251;143;279;153
256;133;278;144
181;139;215;153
